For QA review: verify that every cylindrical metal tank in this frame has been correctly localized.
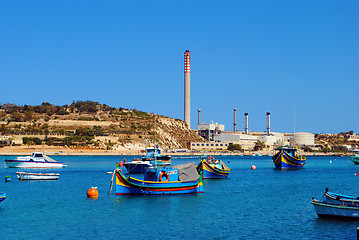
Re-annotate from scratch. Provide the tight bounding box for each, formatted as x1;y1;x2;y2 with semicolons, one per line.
291;132;314;146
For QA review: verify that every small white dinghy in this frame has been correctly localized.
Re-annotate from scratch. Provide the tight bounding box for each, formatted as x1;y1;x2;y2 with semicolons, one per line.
16;172;60;181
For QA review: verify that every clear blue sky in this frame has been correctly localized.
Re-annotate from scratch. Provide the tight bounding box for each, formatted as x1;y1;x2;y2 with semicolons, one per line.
1;1;358;134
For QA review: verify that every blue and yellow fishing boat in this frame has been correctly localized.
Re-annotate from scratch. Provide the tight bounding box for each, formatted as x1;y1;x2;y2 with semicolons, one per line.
112;162;204;195
0;192;6;203
197;156;230;179
272;146;306;169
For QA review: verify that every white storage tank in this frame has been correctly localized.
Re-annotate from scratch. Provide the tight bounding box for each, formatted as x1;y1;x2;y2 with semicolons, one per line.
290;132;314;146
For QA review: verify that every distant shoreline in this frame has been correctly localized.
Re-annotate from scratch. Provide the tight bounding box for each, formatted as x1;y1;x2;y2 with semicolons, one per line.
0;146;348;157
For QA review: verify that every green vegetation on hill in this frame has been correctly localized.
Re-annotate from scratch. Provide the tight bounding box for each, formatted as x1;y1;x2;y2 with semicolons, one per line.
0;101;204;149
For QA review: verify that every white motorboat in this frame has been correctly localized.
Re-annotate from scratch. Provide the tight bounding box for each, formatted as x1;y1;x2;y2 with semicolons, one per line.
5;152;65;168
16;172;60;181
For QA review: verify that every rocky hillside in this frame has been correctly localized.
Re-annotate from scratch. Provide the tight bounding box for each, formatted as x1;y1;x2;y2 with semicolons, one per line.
0;101;204;150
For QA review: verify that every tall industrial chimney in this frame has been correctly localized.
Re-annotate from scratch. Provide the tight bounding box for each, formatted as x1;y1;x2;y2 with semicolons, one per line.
245;113;248;135
184;50;191;128
233;108;237;132
267;112;270;135
198;109;201;125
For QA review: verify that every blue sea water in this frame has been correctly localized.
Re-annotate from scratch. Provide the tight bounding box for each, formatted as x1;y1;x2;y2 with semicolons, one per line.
0;155;358;239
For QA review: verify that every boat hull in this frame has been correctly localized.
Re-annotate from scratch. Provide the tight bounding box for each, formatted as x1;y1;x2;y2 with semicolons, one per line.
16;172;60;180
349;156;359;165
312;200;359;219
115;170;204;195
272;150;306;170
0;192;5;202
5;160;64;168
201;160;230;179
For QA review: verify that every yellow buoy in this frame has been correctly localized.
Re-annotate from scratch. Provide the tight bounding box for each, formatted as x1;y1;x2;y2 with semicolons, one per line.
87;187;99;198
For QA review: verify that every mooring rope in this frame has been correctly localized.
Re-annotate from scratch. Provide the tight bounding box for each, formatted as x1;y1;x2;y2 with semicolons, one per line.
108;169;118;196
299;199;313;217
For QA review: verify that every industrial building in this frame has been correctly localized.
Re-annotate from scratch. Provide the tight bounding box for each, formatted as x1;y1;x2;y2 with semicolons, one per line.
197;122;225;141
187;141;229;151
182;50;313;152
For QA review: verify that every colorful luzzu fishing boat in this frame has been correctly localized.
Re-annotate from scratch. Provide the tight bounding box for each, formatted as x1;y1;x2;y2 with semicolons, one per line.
197;156;230;179
112;162;204;195
0;192;6;203
123;146;171;173
272;147;306;170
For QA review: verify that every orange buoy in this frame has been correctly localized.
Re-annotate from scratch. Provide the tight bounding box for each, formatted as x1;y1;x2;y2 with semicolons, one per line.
251;165;256;170
87;187;99;198
118;161;124;167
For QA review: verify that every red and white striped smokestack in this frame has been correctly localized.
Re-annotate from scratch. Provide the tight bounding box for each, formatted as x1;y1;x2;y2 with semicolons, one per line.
184;50;191;128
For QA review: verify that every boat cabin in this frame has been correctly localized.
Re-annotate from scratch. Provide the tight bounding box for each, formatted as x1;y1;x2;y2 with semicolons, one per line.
145;147;162;158
275;147;301;158
31;152;44;158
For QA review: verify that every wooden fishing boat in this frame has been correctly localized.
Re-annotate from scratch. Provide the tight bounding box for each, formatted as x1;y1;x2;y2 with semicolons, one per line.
0;192;5;203
112;162;204;195
16;172;60;181
197;156;230;179
311;198;359;219
5;152;65;168
272;147;306;169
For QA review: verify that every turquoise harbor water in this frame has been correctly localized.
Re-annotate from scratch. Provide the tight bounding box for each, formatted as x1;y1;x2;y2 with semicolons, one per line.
1;155;359;239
